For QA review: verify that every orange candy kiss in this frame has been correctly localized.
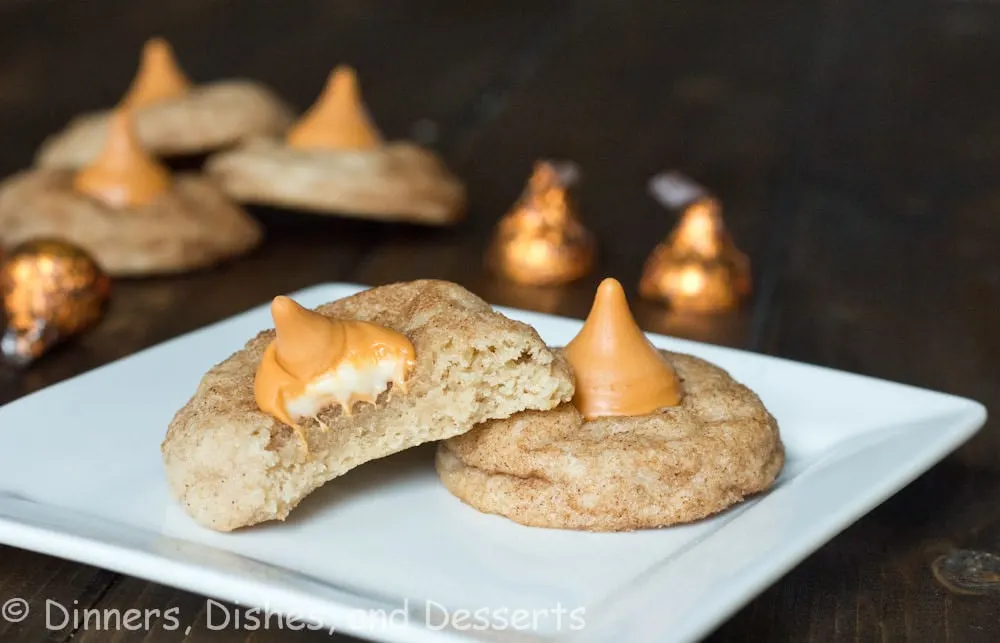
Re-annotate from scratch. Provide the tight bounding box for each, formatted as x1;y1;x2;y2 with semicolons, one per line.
72;109;172;209
487;161;596;286
286;66;383;151
563;278;681;420
120;38;192;109
639;198;751;313
253;296;416;439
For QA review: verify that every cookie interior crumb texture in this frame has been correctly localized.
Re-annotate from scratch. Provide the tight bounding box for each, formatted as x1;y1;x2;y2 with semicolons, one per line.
161;280;575;532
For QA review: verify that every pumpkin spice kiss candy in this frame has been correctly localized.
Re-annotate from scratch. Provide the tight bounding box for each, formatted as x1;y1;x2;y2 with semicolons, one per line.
162;280;574;532
437;278;784;531
35;37;294;169
0;238;111;366
562;278;681;417
640;196;751;313
205;66;466;225
0;109;262;276
486;161;596;286
253;296;418;445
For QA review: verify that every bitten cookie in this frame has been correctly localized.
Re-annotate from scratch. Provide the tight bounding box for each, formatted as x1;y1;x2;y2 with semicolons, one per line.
162;280;575;532
35;38;293;169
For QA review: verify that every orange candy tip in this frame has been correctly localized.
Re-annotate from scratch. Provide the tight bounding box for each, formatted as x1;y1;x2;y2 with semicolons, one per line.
328;65;359;88
285;65;382;151
120;37;192;109
271;295;304;321
595;277;625;302
564;277;682;419
72;108;172;209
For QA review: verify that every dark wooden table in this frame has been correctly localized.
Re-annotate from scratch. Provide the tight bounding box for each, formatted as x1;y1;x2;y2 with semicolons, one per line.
0;0;998;641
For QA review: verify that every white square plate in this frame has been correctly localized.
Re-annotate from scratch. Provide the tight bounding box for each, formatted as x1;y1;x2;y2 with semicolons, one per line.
0;283;986;643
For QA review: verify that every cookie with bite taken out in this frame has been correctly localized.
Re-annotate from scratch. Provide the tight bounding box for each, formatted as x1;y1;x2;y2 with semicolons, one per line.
162;280;575;532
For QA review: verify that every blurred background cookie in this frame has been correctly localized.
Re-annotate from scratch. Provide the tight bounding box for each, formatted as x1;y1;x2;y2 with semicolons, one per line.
34;37;294;169
0;109;262;276
205;66;466;226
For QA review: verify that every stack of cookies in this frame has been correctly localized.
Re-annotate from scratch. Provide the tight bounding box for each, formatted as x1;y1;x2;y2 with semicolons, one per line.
162;278;784;532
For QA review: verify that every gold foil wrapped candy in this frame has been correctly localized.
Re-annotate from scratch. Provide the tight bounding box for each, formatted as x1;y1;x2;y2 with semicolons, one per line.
487;161;595;286
639;197;751;313
1;239;111;366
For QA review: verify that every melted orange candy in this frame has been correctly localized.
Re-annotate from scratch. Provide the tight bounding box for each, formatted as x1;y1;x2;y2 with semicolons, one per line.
563;278;681;420
120;38;192;109
253;296;416;438
285;66;383;151
72;109;172;208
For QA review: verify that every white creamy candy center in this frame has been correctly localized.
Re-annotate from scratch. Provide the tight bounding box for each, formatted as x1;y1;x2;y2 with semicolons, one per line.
284;356;406;419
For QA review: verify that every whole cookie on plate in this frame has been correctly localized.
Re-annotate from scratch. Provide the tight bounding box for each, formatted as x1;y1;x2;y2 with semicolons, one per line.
162;280;575;532
0;108;262;276
437;278;784;531
205;66;466;225
35;37;294;169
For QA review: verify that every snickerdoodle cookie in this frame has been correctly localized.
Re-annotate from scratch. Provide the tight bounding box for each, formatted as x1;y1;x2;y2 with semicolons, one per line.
205;66;465;225
438;351;784;531
437;278;784;531
162;280;574;532
0;110;261;276
36;38;293;169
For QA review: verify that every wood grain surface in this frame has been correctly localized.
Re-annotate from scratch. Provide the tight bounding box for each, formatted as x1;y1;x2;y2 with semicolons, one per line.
0;0;996;641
